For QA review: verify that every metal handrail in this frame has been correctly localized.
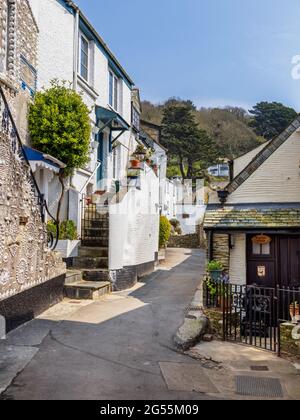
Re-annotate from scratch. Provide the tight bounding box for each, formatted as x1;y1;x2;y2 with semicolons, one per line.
0;84;59;250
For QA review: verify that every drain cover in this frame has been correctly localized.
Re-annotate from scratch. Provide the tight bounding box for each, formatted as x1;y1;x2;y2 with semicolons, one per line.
236;376;283;398
251;366;269;372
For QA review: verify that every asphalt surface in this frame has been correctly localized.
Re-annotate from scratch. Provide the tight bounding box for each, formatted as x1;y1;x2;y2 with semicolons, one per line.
1;248;211;401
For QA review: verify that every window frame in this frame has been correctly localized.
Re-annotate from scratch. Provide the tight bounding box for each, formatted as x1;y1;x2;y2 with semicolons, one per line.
109;69;121;112
79;32;90;82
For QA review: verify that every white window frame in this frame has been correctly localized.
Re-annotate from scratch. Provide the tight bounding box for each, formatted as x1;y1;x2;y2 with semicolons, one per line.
79;32;90;82
109;69;121;112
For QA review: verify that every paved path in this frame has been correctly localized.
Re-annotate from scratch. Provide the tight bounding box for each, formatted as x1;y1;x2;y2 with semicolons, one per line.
1;248;212;400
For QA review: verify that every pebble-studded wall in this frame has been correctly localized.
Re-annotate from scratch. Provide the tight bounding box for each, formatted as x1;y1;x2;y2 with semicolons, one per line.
0;129;65;302
0;0;66;308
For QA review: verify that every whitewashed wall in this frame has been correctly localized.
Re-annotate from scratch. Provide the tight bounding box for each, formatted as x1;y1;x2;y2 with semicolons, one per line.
109;166;160;270
229;234;247;285
233;142;269;178
29;0;74;90
228;133;300;204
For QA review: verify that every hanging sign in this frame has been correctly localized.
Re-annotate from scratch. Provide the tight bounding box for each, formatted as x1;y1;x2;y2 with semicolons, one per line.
257;266;266;278
252;235;272;246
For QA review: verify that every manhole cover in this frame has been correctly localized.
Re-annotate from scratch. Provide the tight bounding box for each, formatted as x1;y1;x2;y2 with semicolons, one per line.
236;376;283;398
251;366;269;372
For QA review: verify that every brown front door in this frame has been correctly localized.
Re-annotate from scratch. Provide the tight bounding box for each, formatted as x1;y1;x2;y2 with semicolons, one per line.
247;235;276;288
247;235;300;288
279;236;300;288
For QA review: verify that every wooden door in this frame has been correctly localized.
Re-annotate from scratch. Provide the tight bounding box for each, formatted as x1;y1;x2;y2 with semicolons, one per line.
247;235;276;288
279;237;300;288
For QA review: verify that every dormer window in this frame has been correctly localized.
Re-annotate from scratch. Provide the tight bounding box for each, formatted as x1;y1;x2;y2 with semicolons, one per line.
79;33;89;81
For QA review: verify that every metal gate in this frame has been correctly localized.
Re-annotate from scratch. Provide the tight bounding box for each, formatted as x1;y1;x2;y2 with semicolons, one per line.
204;279;300;354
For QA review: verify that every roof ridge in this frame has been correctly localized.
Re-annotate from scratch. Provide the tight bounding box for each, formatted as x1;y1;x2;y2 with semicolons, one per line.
225;115;300;195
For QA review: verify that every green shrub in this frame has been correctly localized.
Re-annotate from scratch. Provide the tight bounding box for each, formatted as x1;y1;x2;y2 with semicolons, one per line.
47;220;78;240
170;218;180;229
159;216;171;249
207;260;223;271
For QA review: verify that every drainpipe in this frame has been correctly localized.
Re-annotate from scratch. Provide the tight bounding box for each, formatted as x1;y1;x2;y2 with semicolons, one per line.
73;7;80;91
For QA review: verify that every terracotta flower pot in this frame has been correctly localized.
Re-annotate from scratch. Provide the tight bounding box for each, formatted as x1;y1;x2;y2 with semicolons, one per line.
130;159;141;169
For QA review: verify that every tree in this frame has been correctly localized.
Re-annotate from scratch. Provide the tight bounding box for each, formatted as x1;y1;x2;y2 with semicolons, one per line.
161;102;217;179
249;102;297;140
28;80;91;222
142;99;262;160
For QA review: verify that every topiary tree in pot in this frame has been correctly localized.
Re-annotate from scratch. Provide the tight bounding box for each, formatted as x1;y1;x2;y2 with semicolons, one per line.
28;80;91;223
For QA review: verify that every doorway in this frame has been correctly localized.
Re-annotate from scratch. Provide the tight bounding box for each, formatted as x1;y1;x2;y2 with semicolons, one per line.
247;235;300;288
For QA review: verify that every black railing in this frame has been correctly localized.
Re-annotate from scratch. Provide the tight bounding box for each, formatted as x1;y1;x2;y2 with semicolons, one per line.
0;84;59;250
204;278;300;354
80;194;109;247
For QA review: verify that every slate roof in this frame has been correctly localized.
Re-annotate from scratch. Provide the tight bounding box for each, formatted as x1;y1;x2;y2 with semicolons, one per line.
204;204;300;230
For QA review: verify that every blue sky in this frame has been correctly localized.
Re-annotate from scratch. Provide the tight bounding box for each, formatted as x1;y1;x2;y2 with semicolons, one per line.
76;0;300;111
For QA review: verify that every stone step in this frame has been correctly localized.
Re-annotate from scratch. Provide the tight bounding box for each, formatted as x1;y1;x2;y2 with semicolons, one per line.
81;239;109;247
91;220;109;229
71;257;108;269
78;246;108;258
82;220;109;229
64;281;111;300
82;269;110;282
65;270;82;285
83;228;109;239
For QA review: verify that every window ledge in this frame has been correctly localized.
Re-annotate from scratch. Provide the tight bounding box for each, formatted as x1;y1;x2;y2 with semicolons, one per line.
77;75;99;99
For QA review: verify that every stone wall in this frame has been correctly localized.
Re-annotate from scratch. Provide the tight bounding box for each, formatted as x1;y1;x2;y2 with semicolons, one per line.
0;0;38;143
0;1;66;329
0;131;65;303
212;234;230;271
280;323;300;360
168;234;200;249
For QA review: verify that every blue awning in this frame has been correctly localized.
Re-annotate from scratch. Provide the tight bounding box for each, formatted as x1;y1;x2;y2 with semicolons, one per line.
95;106;130;132
23;146;65;173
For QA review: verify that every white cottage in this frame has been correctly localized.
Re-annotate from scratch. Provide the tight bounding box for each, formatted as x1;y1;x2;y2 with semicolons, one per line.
27;0;163;291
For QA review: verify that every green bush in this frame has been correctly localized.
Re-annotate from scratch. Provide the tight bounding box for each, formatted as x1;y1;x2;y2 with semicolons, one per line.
170;218;180;229
207;260;223;271
47;220;78;240
159;216;171;249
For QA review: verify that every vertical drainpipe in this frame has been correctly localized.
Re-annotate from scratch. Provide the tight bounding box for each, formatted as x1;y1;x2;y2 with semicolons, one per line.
73;7;79;91
72;5;80;234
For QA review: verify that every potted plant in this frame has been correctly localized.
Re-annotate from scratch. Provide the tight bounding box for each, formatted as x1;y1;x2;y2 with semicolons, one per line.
47;220;80;259
130;158;141;169
205;275;230;311
134;144;147;160
290;302;300;323
207;260;224;282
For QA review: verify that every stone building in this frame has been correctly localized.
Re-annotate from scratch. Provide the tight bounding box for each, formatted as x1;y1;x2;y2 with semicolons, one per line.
0;0;39;142
204;117;300;289
0;0;65;332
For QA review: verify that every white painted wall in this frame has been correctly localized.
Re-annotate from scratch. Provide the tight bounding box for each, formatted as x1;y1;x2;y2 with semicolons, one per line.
228;132;300;204
233;142;269;178
176;205;206;235
229;234;247;285
109;165;160;270
29;0;75;90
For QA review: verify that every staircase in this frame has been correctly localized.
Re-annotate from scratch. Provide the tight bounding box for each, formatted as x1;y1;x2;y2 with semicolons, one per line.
64;210;111;300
